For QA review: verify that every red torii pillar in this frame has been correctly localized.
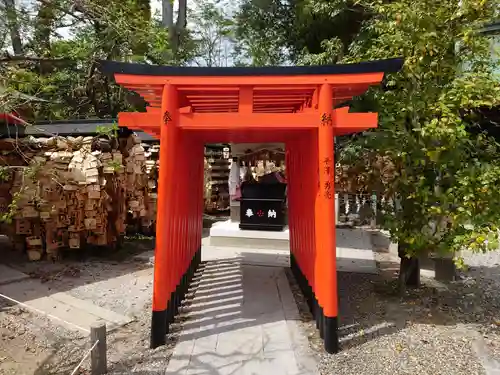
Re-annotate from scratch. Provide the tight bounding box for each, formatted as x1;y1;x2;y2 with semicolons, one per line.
316;83;337;351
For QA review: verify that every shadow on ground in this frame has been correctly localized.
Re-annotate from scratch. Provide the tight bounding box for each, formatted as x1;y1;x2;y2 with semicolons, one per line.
106;259;281;374
107;256;319;374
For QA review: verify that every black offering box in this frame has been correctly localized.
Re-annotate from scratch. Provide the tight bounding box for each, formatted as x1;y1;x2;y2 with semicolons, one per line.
239;183;286;231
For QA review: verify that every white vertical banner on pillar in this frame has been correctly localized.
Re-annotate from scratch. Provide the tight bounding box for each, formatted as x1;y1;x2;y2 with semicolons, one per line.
335;193;339;224
334;136;337;224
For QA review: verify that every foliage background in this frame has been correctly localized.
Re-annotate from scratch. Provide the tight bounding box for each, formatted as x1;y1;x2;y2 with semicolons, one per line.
1;0;500;264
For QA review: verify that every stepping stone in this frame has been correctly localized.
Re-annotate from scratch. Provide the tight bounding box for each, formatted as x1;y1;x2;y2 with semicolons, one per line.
0;279;133;335
0;265;29;286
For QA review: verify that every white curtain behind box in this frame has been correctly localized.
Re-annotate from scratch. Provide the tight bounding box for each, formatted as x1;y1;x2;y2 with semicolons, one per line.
228;160;240;199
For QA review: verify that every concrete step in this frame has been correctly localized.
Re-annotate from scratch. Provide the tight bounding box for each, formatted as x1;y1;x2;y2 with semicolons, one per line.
209;220;290;250
202;245;378;274
202;245;290;267
209;236;290;250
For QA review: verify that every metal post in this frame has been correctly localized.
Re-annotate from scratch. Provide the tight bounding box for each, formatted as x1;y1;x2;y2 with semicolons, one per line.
335;193;339;224
91;322;107;375
371;192;377;229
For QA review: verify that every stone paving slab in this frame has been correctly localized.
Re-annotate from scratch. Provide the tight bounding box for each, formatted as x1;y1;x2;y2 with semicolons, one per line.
0;264;29;285
0;278;133;334
202;246;291;268
165;260;319;375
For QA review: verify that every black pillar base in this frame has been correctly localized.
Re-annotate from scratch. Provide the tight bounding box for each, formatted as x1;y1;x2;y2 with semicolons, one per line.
290;253;340;354
150;309;168;348
314;299;320;330
319;306;325;339
150;247;202;349
324;316;339;354
167;297;175;324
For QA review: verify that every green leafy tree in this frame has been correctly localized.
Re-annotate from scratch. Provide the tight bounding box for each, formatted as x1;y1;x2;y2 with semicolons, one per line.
232;0;291;65
190;0;235;67
311;0;500;287
233;0;369;66
0;0;197;121
235;0;500;288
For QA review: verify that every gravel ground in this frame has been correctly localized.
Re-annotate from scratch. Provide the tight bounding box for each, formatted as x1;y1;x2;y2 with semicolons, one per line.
0;238;184;375
0;296;183;374
4;231;500;374
287;230;500;375
0;302;83;375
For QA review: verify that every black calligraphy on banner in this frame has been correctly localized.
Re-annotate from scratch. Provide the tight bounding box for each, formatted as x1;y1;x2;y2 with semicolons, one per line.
323;181;333;199
323;157;332;176
321;113;332;127
163;110;172;124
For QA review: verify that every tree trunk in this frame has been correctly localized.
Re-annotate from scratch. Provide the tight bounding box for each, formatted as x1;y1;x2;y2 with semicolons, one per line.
34;1;56;54
162;0;188;57
162;0;175;39
137;0;151;20
398;243;420;294
3;0;23;55
176;0;187;32
130;0;151;55
433;256;456;282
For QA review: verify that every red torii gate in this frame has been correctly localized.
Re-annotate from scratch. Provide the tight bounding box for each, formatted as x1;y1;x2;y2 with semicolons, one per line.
101;59;402;354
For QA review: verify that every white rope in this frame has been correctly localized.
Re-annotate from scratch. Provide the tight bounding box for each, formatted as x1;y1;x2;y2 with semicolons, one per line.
70;339;99;375
0;292;90;333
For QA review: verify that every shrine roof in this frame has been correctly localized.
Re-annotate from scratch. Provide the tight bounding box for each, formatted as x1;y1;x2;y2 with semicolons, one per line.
102;58;403;140
0;118;157;142
99;58;403;116
99;58;403;77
